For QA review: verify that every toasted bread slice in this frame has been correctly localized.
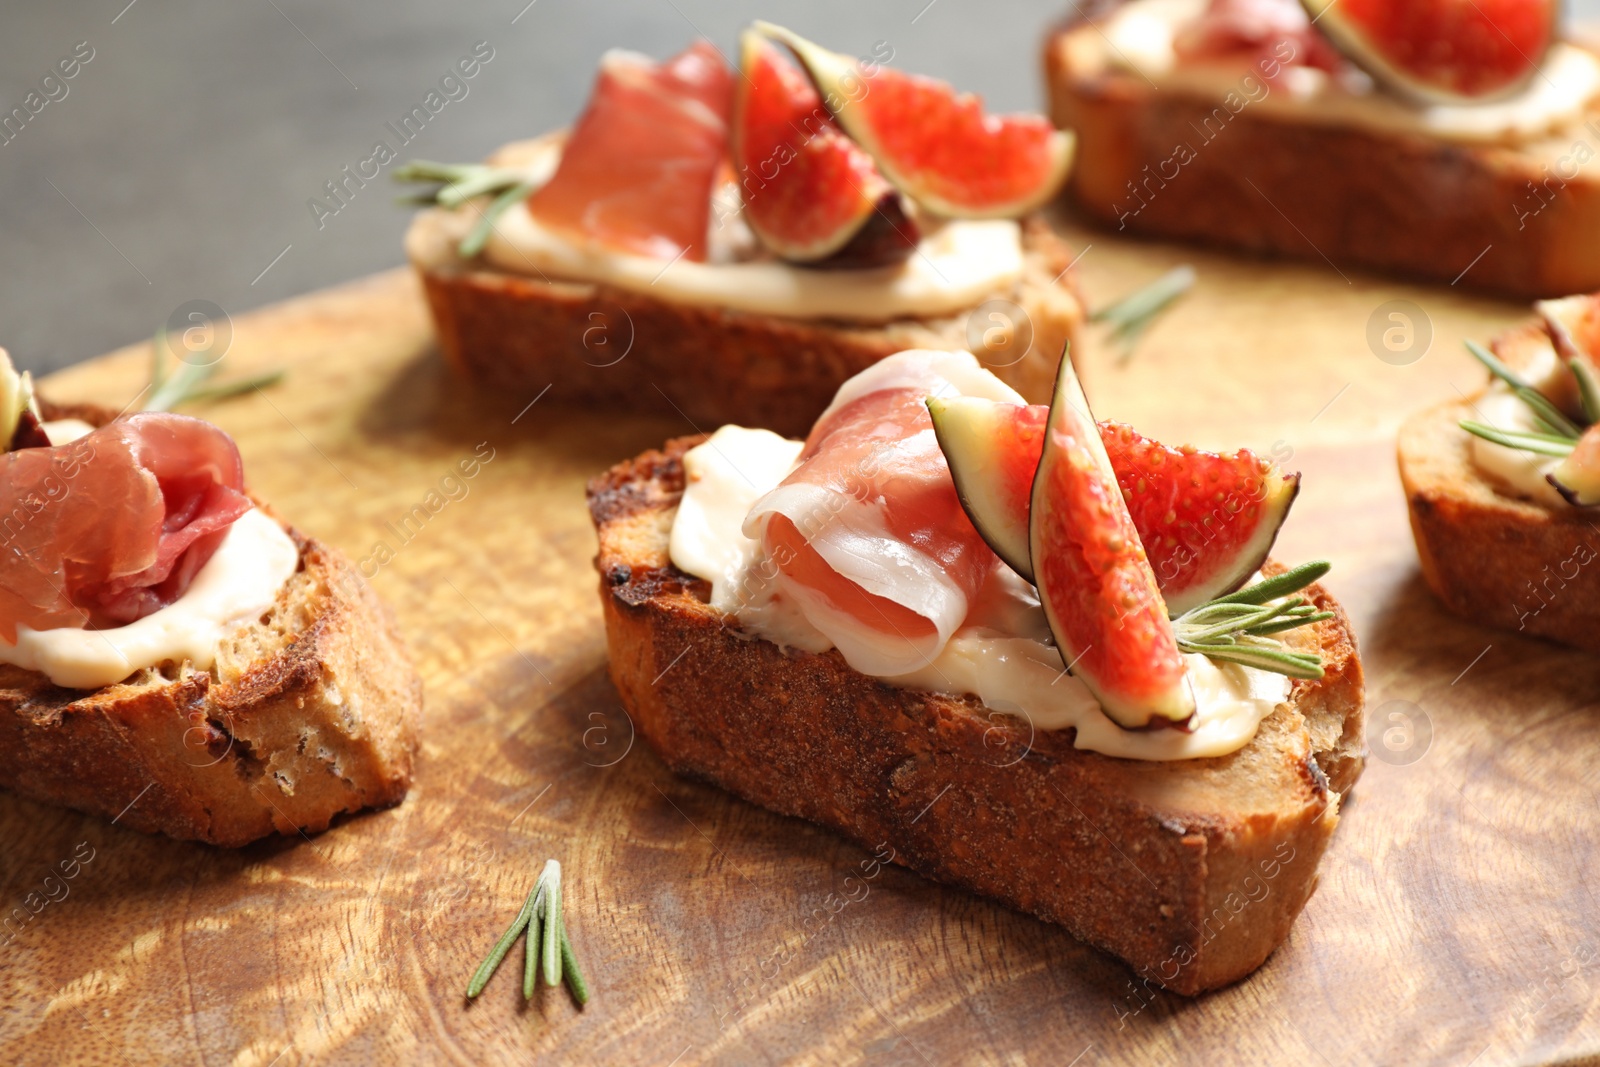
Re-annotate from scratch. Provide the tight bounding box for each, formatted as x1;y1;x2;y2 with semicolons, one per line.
588;436;1366;994
1398;323;1600;650
1045;15;1600;298
407;138;1086;438
0;403;423;847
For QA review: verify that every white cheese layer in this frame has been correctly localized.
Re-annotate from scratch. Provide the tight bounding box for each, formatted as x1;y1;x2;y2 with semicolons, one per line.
1097;0;1600;145
668;425;1292;761
0;509;299;689
39;418;95;445
406;140;1027;323
1469;388;1568;507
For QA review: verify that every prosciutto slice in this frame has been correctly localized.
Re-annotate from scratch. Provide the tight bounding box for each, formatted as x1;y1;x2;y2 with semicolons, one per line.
1174;0;1345;73
0;412;253;642
527;41;734;262
743;351;1021;677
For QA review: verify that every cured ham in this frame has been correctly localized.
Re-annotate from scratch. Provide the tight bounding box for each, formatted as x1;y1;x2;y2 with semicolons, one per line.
1174;0;1345;73
527;41;734;262
743;351;1021;676
0;412;253;642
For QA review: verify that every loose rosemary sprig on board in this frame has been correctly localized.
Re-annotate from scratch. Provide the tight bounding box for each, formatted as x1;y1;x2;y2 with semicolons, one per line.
393;160;533;259
143;327;284;413
467;859;589;1007
1173;561;1334;680
1091;264;1196;362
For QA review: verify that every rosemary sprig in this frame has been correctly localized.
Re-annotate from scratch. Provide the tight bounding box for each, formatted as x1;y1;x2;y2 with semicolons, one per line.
469;880;542;999
1572;359;1600;426
1459;421;1576;457
1091;264;1195;362
1464;339;1583;439
460;180;536;259
467;858;589;1007
394;160;531;260
143;327;284;413
1173;561;1334;680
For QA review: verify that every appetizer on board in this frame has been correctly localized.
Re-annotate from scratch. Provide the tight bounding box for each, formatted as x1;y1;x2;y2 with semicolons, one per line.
1045;0;1598;297
589;347;1365;994
0;353;421;847
403;24;1084;436
1400;291;1600;650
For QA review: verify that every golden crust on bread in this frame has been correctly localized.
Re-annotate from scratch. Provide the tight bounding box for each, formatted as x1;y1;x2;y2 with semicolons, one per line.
0;403;423;847
408;139;1085;438
1044;17;1600;298
588;436;1366;994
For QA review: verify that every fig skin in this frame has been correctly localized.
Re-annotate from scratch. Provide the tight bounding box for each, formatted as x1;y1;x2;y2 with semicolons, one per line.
803;193;920;271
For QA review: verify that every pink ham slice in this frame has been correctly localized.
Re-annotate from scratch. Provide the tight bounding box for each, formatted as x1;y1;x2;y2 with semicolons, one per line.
527;40;734;262
742;351;1022;677
1175;0;1345;73
0;412;253;642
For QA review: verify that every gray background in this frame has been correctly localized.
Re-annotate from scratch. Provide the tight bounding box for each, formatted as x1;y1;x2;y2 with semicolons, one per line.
2;0;1597;376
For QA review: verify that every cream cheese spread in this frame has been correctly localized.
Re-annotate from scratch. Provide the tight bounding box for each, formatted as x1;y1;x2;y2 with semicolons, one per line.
1097;0;1600;145
669;424;1291;761
406;139;1027;323
1469;387;1569;507
0;509;299;689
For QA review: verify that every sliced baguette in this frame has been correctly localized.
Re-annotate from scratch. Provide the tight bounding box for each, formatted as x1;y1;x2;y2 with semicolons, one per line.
0;402;423;847
1045;14;1600;298
588;436;1366;995
407;138;1086;438
1398;323;1600;650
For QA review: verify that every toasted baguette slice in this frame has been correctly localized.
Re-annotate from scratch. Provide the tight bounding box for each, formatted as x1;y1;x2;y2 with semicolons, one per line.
1398;323;1600;650
1045;15;1600;298
588;437;1366;995
0;403;423;847
407;138;1085;438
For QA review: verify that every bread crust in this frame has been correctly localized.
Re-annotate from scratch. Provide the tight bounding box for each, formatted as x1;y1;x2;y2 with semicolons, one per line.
588;437;1366;995
0;404;423;847
1044;17;1600;298
1398;344;1600;651
408;142;1085;438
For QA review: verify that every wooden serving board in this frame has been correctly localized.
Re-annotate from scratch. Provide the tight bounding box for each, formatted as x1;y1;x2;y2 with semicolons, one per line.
5;222;1600;1067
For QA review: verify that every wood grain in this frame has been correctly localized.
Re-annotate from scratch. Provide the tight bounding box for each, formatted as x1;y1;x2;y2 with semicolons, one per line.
2;221;1599;1066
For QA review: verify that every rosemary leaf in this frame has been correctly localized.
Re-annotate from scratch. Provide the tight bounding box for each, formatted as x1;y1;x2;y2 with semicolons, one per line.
1459;421;1576;457
1178;641;1325;679
1516;386;1581;439
393;159;476;185
522;884;548;999
438;168;525;209
151;327;169;391
1208;561;1330;607
560;928;590;1005
1465;339;1533;391
1179;599;1303;643
178;370;286;405
541;860;562;987
144;358;216;413
468;882;541;999
1092;265;1196;361
1573;359;1600;427
1250;611;1335;637
459;181;535;259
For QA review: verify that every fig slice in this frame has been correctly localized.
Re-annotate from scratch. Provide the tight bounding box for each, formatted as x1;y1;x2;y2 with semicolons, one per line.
1028;358;1194;730
733;31;916;265
1538;293;1600;367
926;395;1043;581
1300;0;1557;104
754;22;1075;219
929;397;1300;614
1548;424;1600;506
